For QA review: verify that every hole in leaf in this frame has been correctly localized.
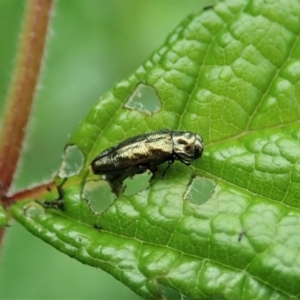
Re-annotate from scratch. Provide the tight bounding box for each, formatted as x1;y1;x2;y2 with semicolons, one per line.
23;202;45;217
58;145;84;178
186;176;216;204
83;172;152;213
123;172;152;196
82;180;116;214
125;83;161;114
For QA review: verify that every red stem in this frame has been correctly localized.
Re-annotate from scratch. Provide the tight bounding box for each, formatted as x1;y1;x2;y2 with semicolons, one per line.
0;0;54;195
3;180;55;206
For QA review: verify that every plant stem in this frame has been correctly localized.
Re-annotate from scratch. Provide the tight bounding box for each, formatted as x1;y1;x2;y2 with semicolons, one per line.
4;180;54;205
0;0;54;196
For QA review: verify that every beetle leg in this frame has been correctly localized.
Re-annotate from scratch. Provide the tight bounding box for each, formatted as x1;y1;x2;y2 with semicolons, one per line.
109;177;126;196
56;177;67;199
137;164;148;174
37;178;67;210
162;159;175;178
177;158;190;166
148;164;158;178
41;198;65;210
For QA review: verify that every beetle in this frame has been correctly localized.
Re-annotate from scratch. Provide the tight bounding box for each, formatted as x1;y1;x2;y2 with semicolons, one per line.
90;129;204;178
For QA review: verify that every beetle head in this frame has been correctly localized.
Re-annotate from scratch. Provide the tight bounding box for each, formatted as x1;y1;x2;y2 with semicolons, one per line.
172;131;204;164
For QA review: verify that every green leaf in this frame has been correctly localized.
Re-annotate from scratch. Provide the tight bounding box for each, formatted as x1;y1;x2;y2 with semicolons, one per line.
0;205;8;228
11;0;300;299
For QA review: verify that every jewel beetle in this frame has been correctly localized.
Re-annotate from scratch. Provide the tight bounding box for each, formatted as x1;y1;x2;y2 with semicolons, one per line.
90;129;204;178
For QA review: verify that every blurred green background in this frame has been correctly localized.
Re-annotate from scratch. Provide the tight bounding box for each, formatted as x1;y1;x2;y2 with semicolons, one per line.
0;1;208;299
